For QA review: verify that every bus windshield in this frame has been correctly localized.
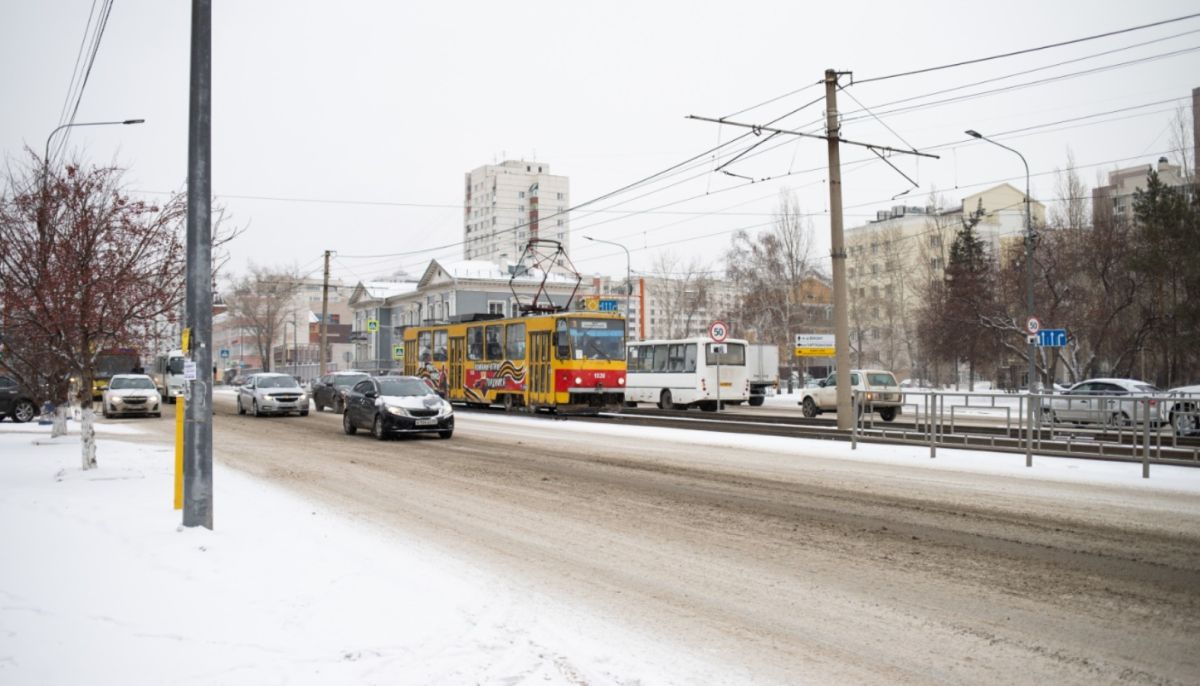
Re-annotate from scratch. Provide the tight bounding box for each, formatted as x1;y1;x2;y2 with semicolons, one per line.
565;318;625;361
96;350;141;379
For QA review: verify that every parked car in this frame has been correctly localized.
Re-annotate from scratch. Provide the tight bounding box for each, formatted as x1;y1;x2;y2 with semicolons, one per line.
311;371;370;413
236;373;309;417
101;374;162;418
799;369;903;421
0;375;40;423
1165;385;1200;436
342;375;454;440
1041;378;1164;427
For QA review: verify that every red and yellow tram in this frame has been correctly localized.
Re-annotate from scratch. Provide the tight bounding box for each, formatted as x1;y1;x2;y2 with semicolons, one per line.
402;311;626;412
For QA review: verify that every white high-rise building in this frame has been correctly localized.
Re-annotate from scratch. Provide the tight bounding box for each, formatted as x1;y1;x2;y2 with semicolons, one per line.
463;160;570;266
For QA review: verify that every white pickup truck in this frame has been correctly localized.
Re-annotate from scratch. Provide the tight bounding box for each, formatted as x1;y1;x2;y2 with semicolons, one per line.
799;369;903;421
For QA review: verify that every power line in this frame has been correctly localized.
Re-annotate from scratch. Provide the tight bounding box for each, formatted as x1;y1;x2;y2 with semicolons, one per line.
853;11;1200;85
53;0;116;165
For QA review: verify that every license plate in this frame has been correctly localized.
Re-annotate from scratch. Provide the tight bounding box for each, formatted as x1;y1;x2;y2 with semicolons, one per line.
415;418;437;426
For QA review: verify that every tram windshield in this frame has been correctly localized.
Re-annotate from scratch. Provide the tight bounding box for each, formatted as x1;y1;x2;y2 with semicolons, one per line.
561;318;625;361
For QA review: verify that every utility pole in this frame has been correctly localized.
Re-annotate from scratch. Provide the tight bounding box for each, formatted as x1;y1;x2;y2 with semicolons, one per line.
183;0;213;529
319;250;331;377
824;69;853;430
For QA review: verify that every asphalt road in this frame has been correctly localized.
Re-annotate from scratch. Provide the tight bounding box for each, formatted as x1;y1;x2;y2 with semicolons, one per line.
129;394;1200;685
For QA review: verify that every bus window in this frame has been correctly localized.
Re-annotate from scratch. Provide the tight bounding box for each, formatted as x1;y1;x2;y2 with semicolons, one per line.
652;345;669;372
627;345;639;368
706;342;746;366
485;325;504;360
684;344;697;373
668;344;686;372
433;330;448;361
506;323;526;359
467;327;483;361
418;331;433;362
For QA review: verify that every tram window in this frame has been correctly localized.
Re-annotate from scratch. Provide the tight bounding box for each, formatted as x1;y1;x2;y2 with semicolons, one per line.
433;330;448;361
467;327;483;361
652;345;669;372
417;331;433;363
555;319;569;359
684;343;697;373
668;344;686;372
485;325;504;360
506;323;526;359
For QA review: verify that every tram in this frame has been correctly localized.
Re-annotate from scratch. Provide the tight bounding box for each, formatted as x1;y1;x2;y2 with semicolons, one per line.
402;310;627;413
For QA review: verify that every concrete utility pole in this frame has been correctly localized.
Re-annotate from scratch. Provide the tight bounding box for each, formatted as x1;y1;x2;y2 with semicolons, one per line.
183;0;213;530
824;70;854;430
319;250;331;377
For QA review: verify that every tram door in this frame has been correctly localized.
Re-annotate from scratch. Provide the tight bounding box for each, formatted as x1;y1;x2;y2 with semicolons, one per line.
448;337;464;399
529;331;552;406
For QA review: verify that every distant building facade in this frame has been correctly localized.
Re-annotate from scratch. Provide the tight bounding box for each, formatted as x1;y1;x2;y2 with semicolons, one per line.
1092;157;1188;227
463;160;570;266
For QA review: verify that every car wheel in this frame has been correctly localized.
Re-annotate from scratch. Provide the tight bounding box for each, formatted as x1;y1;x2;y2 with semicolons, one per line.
153;411;162;418
659;390;674;411
372;415;388;440
1174;405;1198;435
102;404;111;419
237;398;246;415
252;400;262;417
801;397;818;418
438;429;453;439
335;397;345;414
879;407;897;422
13;399;37;423
343;411;357;435
300;410;309;417
748;395;765;407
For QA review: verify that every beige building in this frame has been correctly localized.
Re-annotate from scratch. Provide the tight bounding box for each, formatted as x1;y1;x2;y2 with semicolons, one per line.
463;160;570;266
844;184;1046;378
1092;157;1188;227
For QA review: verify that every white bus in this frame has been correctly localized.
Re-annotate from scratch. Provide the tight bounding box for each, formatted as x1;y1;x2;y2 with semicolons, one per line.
625;337;750;410
154;349;186;403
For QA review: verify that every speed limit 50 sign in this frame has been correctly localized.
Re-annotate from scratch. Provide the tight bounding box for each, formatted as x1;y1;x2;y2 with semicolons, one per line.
708;320;729;343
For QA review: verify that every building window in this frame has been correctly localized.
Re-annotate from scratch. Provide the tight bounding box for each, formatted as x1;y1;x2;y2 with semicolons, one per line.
488;301;506;317
519;191;525;198
556;192;563;200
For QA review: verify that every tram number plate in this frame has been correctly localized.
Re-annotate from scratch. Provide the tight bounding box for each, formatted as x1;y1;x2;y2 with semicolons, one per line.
415;418;437;426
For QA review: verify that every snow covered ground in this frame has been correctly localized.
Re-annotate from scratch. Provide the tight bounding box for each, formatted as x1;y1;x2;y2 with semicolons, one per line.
4;409;1198;686
0;421;721;686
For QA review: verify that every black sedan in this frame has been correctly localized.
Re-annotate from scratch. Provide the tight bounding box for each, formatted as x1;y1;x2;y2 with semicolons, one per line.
0;375;40;423
342;376;454;440
311;371;370;414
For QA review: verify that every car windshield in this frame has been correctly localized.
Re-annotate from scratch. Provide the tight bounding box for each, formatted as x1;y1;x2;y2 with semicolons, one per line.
110;377;155;390
378;378;436;397
866;372;897;387
333;373;369;388
566;318;625;360
257;376;299;389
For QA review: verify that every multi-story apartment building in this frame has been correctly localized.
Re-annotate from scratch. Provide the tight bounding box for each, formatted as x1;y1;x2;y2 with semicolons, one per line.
1092;157;1188;227
463;160;570;266
845;184;1046;378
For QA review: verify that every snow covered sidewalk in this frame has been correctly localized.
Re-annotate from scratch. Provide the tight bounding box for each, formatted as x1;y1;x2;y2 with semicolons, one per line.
0;425;709;686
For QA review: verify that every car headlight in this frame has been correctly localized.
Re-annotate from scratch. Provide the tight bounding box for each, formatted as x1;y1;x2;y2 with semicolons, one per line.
438;401;453;417
386;405;410;417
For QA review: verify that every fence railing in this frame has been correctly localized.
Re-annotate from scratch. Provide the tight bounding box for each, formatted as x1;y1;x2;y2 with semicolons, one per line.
849;389;1200;478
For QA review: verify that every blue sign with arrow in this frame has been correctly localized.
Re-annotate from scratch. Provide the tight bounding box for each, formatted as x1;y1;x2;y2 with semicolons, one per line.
1037;329;1067;347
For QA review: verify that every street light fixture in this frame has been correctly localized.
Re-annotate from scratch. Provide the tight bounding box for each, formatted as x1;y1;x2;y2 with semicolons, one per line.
965;128;1036;393
44;119;146;168
583;235;633;340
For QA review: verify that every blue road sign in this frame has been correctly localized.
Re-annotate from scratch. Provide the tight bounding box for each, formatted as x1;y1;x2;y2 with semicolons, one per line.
1037;329;1067;347
219;348;230;359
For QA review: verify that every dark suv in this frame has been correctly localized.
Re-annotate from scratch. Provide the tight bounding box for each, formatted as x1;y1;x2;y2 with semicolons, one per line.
0;375;40;423
311;371;370;413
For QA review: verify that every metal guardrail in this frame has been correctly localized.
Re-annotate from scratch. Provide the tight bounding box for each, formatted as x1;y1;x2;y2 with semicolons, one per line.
850;389;1200;478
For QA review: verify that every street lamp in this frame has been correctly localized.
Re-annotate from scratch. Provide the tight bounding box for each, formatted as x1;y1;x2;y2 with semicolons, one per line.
44;119;146;169
583;235;632;339
965;129;1036;393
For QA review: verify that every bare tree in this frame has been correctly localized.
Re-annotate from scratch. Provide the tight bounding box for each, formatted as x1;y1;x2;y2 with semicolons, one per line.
222;265;305;372
649;253;712;338
0;152;187;468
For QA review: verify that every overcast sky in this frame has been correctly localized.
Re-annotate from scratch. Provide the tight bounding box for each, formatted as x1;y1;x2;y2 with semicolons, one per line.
3;1;1197;288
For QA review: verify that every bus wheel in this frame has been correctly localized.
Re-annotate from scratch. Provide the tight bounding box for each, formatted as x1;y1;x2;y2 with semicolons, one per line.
659;390;675;411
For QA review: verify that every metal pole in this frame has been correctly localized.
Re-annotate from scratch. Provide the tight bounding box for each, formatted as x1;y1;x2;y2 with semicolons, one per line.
319;250;331;376
825;70;853;431
183;0;213;530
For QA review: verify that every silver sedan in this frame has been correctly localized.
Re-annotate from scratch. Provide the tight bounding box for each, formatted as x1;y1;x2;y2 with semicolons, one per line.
236;373;310;417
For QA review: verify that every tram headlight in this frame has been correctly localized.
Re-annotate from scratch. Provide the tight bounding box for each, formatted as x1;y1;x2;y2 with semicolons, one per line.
574;376;583;386
618;377;625;386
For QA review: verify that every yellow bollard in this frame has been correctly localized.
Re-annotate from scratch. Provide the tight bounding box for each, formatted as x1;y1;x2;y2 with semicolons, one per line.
174;396;184;510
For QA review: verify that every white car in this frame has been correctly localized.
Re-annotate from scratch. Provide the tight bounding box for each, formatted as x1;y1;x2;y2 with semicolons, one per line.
237;373;310;417
1041;378;1163;427
101;374;162;418
1165;385;1200;436
800;369;903;422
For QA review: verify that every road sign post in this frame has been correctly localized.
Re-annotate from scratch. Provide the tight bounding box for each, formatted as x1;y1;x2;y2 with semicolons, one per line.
709;321;728;411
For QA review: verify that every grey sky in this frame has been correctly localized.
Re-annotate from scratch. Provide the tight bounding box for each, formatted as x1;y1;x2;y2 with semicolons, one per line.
3;1;1197;287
